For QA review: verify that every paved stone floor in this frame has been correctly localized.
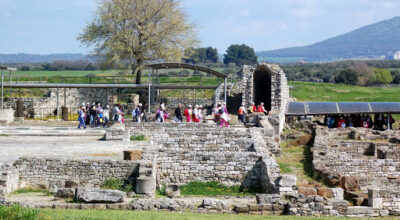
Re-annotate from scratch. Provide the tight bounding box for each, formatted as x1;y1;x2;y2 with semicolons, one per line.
0;125;146;164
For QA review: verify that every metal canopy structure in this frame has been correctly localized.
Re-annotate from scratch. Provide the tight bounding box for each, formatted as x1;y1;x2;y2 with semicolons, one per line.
286;102;400;116
0;66;16;110
146;63;227;78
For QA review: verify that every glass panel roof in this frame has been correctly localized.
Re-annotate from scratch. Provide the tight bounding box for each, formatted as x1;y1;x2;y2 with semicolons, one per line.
286;102;306;115
307;102;338;115
338;102;370;114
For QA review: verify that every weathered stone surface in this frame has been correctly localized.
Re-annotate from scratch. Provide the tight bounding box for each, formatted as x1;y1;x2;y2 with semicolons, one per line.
331;188;343;200
165;185;180;198
277;174;296;187
127;191;136;198
317;188;333;198
340;176;360;191
256;194;280;204
75;188;126;203
346;206;373;215
201;199;227;210
65;180;79;188
135;176;156;195
123;150;143;161
298;187;317;196
55;188;75;198
380;210;389;217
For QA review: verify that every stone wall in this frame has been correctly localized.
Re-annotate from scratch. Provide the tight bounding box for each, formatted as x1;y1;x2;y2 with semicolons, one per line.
0;109;14;125
13;158;141;188
4;88;139;118
124;123;281;190
0;167;19;196
369;189;400;214
313;127;400;191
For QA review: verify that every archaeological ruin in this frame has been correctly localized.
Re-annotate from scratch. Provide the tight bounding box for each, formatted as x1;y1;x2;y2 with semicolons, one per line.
1;63;400;217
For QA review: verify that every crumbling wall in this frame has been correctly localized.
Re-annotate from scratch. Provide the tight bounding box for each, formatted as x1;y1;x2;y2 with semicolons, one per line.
313;127;400;191
13;158;141;188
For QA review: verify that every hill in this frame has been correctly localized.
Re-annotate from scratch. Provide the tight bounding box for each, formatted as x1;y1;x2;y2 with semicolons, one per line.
258;17;400;63
0;53;90;64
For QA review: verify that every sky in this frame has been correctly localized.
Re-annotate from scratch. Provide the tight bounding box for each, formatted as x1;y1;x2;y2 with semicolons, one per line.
1;0;400;54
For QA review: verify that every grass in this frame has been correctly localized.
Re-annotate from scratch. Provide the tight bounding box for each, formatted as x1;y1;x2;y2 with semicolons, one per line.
179;181;260;196
0;205;47;220
130;135;147;141
276;131;326;187
102;178;133;193
289;81;400;102
12;187;51;196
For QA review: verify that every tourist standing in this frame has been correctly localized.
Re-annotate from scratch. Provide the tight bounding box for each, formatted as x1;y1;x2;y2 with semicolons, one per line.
220;102;229;128
78;107;87;129
174;103;183;123
198;105;204;123
184;105;192;123
249;102;256;114
192;105;200;123
238;105;246;124
103;105;110;128
257;102;266;115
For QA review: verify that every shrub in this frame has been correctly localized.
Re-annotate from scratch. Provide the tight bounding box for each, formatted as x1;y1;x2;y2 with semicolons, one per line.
130;135;147;141
368;68;393;85
0;205;47;220
102;178;132;192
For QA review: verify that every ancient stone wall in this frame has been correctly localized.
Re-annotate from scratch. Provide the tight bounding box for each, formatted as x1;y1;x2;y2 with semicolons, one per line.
313;127;400;191
125;123;281;191
369;189;400;214
13;158;140;188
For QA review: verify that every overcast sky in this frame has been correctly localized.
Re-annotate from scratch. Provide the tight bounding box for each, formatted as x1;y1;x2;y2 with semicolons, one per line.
1;0;400;54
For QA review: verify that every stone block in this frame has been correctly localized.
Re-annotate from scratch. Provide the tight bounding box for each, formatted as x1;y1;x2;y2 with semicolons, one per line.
65;180;80;188
165;185;180;198
368;197;382;209
331;188;344;200
75;188;126;203
277;174;297;187
340;176;360;191
380;210;389;217
317;188;333;198
55;188;75;198
235;205;249;213
256;194;280;204
135;176;156;195
346;206;374;215
123;150;143;161
202;199;227;210
298;187;317;196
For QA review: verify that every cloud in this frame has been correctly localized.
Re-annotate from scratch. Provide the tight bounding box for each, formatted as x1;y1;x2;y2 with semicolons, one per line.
0;0;13;18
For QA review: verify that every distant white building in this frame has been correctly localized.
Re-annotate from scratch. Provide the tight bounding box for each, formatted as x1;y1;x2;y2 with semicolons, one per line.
393;51;400;60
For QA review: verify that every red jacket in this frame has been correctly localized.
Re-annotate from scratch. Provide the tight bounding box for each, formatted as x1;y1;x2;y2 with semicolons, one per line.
257;106;265;113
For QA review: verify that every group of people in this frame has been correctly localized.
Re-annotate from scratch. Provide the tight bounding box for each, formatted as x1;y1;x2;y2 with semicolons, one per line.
77;102;111;129
324;114;395;130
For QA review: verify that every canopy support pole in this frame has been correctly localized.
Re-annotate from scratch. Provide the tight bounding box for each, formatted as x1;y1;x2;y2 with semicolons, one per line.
224;77;227;104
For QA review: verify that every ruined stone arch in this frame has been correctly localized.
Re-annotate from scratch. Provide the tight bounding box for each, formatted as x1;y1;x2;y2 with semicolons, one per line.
253;65;273;112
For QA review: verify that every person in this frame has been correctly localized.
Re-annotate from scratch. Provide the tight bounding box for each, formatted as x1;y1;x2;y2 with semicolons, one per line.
184;105;192;123
113;104;121;122
249;102;257;114
118;105;125;123
257;102;266;115
96;103;103;127
198;105;204;123
214;104;221;125
337;117;346;128
89;103;97;127
156;106;165;123
386;114;395;130
220;102;229;128
238;105;246;124
192;105;200;123
174;103;183;123
85;103;90;125
77;107;87;129
132;103;143;123
103;105;110;128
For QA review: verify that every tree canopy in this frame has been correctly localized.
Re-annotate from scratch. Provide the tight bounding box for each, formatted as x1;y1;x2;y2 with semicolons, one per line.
369;68;393;85
183;47;218;64
223;44;258;66
334;69;358;85
79;0;197;84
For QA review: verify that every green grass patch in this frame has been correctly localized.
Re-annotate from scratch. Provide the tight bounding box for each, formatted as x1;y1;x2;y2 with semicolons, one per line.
130;135;147;141
102;178;132;193
180;181;260;196
12;187;51;196
289;81;400;102
278;162;293;174
0;205;48;220
41;209;386;220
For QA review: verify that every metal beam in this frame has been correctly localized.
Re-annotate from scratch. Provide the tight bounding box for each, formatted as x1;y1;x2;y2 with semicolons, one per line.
2;83;218;90
1;70;3;110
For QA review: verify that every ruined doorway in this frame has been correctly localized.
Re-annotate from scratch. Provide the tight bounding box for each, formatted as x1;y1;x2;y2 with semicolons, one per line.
253;65;272;112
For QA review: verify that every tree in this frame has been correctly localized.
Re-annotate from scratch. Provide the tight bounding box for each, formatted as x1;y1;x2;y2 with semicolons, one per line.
79;0;197;84
183;47;218;64
368;68;393;85
334;69;358;85
393;74;400;84
223;44;258;66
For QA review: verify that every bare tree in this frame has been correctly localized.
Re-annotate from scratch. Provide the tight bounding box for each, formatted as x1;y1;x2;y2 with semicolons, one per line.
79;0;197;84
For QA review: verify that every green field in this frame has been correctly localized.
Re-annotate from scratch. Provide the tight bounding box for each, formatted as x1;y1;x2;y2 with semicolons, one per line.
289;81;400;102
41;209;370;220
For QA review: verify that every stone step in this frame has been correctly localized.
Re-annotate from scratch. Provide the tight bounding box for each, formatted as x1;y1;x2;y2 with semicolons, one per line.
0;128;106;137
